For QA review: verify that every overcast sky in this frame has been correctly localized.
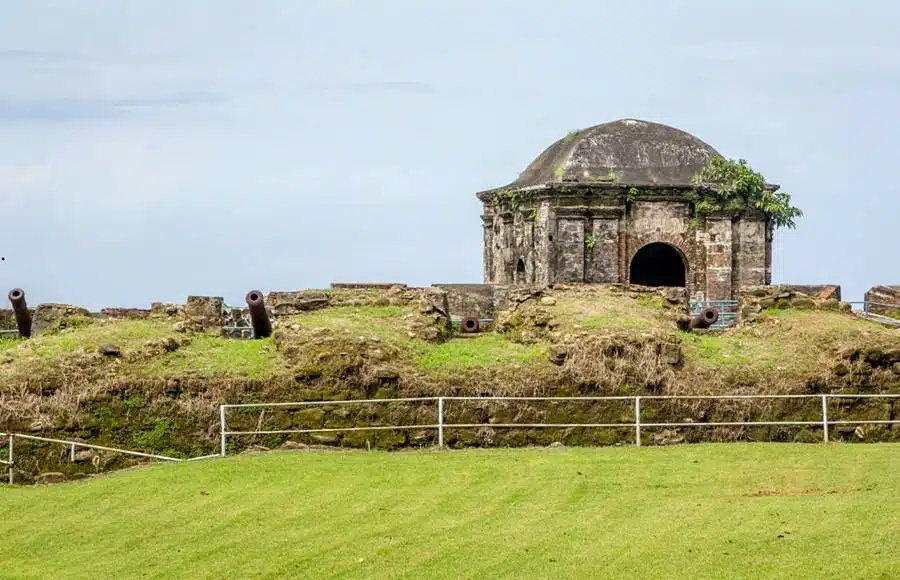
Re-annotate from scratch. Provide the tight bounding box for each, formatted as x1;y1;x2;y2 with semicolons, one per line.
1;1;897;309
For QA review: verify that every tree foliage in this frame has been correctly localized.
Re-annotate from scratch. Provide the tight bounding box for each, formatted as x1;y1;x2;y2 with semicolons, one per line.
692;157;802;230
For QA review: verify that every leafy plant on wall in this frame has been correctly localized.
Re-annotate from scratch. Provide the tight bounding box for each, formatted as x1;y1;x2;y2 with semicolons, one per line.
691;157;802;230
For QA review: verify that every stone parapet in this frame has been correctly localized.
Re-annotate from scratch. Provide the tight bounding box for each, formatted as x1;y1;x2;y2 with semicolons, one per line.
865;286;900;318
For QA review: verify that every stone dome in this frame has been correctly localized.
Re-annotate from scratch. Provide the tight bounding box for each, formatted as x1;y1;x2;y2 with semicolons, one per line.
511;118;721;187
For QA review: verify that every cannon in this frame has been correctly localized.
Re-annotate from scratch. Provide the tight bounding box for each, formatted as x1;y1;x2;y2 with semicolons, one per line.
690;306;719;330
459;316;480;334
8;288;32;338
675;306;719;332
245;290;272;339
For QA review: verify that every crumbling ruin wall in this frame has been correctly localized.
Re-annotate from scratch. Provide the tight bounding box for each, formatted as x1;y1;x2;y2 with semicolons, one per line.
481;190;771;301
739;285;848;323
865;286;900;318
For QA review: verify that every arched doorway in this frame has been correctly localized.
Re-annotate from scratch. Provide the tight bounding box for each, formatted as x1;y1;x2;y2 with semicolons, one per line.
629;242;687;287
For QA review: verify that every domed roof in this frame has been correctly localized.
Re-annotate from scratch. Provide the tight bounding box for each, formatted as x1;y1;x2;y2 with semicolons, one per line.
510;118;721;188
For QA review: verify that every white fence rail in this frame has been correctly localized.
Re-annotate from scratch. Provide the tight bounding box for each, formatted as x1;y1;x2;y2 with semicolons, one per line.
0;432;217;485
6;393;898;484
218;393;900;456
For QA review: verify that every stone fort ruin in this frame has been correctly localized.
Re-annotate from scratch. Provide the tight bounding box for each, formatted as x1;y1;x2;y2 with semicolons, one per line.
477;118;773;301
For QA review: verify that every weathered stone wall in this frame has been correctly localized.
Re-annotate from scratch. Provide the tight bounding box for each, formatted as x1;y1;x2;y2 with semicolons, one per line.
555;213;586;282
865;286;900;318
481;188;771;301
432;284;544;321
32;304;92;333
330;283;407;290
534;201;554;286
739;285;848;323
100;308;151;320
699;217;733;300
11;380;900;485
184;296;225;329
733;219;769;290
781;285;842;301
586;214;621;283
433;284;495;319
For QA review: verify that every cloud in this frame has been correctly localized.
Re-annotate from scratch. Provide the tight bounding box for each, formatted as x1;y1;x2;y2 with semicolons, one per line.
0;48;87;62
297;81;434;94
0;92;223;124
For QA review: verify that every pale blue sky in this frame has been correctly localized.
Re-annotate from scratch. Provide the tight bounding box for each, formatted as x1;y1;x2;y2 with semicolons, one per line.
0;1;897;309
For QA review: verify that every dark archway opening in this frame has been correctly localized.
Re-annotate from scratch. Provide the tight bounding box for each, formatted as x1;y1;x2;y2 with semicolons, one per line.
629;242;686;287
514;258;526;283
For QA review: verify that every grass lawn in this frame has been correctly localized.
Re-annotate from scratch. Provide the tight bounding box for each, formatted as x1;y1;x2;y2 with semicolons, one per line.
1;444;898;579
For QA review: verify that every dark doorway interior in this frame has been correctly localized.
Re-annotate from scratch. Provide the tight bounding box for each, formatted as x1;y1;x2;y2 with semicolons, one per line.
629;243;686;287
514;257;527;283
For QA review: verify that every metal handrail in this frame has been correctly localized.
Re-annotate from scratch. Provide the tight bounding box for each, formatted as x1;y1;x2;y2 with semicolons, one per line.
217;393;900;455
0;432;216;485
847;301;900;310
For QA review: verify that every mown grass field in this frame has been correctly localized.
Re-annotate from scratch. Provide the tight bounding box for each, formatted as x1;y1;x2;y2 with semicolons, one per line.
1;444;898;579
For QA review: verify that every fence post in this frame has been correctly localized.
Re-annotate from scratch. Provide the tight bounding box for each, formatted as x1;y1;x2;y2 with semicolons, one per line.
70;442;76;462
8;435;13;485
821;394;829;443
219;405;227;457
635;397;641;447
438;397;444;449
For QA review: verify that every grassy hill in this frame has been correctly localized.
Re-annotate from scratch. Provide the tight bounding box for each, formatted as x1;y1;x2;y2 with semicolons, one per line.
0;443;898;579
0;284;897;471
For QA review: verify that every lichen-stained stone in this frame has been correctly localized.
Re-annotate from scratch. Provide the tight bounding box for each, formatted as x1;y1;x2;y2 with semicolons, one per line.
184;296;225;328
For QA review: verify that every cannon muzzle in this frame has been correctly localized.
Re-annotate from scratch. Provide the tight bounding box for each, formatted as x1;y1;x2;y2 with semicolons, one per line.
690;306;719;330
459;316;480;333
245;290;272;339
8;288;32;338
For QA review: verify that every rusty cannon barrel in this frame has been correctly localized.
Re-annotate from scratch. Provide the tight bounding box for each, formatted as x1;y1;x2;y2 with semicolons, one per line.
245;290;272;339
459;316;480;334
8;288;32;338
690;306;719;330
676;306;720;332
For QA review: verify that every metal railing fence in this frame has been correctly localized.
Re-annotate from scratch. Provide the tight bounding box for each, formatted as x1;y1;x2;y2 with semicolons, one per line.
856;301;900;313
5;393;898;483
0;432;217;485
218;393;900;455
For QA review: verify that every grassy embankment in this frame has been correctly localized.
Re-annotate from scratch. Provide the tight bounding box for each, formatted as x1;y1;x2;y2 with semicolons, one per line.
1;287;893;391
0;286;896;461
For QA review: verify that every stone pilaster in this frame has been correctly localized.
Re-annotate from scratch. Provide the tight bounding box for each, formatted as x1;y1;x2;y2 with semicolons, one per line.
703;216;733;300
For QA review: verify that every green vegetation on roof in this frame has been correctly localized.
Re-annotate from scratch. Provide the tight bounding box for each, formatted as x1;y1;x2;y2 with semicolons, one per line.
692;156;803;229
